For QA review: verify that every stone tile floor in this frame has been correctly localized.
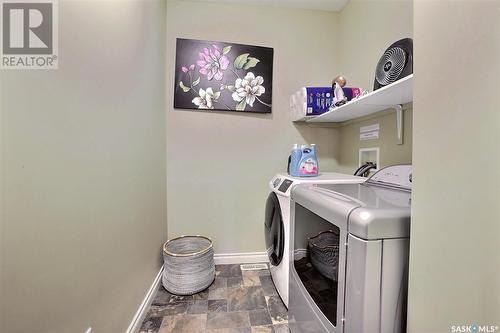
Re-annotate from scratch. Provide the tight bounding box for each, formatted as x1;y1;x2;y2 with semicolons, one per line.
139;264;289;333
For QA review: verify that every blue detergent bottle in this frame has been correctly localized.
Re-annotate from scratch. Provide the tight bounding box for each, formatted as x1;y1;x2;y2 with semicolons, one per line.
288;144;302;176
297;144;319;177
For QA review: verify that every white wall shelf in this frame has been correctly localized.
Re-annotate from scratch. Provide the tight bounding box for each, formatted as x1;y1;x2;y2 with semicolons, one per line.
293;115;316;122
305;74;413;123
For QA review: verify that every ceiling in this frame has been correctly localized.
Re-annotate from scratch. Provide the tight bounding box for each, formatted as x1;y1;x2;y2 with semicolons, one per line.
179;0;350;12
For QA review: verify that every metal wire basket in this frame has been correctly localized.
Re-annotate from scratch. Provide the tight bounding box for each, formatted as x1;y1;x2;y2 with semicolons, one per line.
162;235;215;295
308;230;340;281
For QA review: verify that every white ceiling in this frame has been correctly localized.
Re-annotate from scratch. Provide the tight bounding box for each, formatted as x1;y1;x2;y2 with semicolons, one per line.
180;0;350;12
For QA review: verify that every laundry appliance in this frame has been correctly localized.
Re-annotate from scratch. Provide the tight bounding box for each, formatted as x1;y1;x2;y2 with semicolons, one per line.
264;172;365;307
288;165;412;333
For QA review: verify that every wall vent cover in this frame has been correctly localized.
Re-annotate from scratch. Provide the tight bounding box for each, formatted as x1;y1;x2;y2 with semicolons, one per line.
240;263;268;271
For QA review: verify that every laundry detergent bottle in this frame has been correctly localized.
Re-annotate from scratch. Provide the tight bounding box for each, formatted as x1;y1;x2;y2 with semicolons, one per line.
297;144;319;177
288;144;302;176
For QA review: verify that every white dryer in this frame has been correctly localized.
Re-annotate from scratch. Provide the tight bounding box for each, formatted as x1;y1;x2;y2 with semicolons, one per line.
288;165;413;333
264;172;365;307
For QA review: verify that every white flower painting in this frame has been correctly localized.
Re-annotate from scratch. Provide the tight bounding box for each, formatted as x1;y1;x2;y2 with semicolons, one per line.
174;39;273;113
192;88;220;109
232;72;267;109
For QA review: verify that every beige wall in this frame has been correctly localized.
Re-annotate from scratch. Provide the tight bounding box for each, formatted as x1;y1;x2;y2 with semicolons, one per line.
408;1;500;331
336;107;413;174
166;0;341;254
335;0;414;172
166;0;414;253
337;0;414;90
0;1;167;332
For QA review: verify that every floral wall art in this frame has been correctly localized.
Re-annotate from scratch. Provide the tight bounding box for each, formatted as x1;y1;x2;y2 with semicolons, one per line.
174;38;274;113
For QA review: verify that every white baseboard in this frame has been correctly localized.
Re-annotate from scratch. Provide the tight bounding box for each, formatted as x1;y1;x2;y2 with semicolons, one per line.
214;252;269;265
125;266;163;333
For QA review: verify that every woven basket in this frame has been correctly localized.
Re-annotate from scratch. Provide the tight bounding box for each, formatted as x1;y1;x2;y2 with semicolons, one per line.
162;235;215;295
308;230;340;281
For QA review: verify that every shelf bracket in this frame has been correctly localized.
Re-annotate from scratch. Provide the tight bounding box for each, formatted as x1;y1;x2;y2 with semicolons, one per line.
395;104;404;145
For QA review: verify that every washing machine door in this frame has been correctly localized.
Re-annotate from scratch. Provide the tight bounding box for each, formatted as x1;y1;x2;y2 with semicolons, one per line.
265;192;285;266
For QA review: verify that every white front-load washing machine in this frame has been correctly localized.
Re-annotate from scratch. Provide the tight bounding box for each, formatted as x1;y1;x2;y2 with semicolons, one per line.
264;172;365;307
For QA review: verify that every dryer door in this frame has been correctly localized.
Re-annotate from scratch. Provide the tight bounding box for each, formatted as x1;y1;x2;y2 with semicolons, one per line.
265;192;285;266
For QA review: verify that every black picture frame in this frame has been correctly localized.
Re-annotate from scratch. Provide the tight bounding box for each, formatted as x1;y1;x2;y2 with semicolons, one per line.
173;38;273;113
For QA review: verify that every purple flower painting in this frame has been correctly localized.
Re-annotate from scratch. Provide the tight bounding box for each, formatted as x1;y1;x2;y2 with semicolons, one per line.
174;38;273;113
197;45;230;81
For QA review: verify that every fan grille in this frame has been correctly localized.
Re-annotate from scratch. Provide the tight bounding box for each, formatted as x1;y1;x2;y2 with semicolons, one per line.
375;47;406;86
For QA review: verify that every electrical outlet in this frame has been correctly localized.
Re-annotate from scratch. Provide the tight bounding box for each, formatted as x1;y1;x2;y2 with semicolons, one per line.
84;327;91;333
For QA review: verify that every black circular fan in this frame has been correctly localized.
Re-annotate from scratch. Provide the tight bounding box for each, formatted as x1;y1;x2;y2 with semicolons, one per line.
375;47;406;86
373;38;413;90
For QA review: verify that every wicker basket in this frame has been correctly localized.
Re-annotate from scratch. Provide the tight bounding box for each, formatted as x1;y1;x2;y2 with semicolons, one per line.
162;235;215;295
308;230;340;281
